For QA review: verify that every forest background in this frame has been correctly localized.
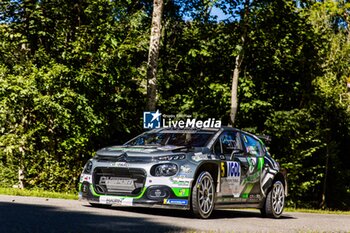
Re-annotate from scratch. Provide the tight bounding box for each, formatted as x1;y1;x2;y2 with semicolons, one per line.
0;0;349;210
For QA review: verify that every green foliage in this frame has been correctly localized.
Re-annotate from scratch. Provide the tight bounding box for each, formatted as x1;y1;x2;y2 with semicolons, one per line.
0;0;148;192
0;0;349;210
0;187;77;200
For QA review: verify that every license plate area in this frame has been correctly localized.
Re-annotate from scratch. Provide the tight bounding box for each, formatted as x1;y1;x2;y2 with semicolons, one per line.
99;177;135;192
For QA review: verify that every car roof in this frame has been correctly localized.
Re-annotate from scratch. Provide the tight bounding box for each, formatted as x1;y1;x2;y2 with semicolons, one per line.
154;126;260;141
148;126;244;133
142;127;267;146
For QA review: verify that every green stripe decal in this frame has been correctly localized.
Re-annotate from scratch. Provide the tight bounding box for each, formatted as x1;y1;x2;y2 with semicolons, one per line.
90;184;100;197
257;157;264;171
241;183;254;198
172;188;190;197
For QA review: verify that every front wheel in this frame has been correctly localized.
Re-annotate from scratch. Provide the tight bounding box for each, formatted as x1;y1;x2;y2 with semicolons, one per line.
192;171;215;219
262;180;285;218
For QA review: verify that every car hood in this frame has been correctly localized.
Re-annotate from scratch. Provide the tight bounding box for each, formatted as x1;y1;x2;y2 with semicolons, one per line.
95;145;188;158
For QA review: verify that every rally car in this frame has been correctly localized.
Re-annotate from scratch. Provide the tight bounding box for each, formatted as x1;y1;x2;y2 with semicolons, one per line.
79;127;287;218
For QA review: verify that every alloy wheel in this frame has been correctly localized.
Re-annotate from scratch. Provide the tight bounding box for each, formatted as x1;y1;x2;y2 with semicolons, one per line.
272;181;285;215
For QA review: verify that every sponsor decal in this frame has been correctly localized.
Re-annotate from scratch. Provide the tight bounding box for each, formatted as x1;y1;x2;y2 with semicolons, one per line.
163;199;188;205
100;177;134;186
114;162;128;167
179;189;188;197
247;156;257;174
227;161;240;177
170;177;191;187
227;178;241;197
217;197;246;203
222;162;241;197
143;110;221;129
100;196;133;206
221;162;241;178
191;152;208;162
109;146;158;153
249;194;261;199
172;188;190;197
99;177;135;191
80;174;92;183
180;165;192;173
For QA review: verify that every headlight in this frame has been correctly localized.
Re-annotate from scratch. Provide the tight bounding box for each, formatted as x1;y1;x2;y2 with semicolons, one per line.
151;163;178;176
83;160;93;174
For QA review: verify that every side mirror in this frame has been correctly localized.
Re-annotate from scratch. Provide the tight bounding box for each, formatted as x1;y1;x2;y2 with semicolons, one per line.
230;149;244;160
232;149;244;154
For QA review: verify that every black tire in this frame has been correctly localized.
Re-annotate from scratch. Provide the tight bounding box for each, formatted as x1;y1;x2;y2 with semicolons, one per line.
262;180;285;218
260;206;267;217
192;171;215;219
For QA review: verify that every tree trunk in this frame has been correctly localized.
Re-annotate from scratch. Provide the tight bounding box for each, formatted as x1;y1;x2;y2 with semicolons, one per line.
147;0;164;111
344;11;350;42
18;167;25;189
320;133;330;209
229;0;250;126
18;146;25;189
230;53;243;125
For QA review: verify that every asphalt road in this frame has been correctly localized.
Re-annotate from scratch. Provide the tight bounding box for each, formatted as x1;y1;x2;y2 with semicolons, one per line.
0;195;349;233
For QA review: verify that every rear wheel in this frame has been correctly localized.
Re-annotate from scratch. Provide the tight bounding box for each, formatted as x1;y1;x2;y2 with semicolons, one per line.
262;180;285;218
192;171;215;219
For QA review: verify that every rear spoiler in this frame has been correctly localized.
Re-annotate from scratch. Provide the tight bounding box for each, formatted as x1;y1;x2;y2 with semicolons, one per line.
257;135;272;144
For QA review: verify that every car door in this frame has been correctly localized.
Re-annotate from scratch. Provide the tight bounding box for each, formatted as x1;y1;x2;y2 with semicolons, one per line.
238;133;265;201
212;130;246;200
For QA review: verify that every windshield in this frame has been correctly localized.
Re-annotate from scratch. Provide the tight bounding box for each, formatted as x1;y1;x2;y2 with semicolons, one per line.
125;130;215;147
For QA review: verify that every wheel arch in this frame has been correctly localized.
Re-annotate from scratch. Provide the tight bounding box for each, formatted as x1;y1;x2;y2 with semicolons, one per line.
191;162;219;218
273;169;288;197
193;162;220;190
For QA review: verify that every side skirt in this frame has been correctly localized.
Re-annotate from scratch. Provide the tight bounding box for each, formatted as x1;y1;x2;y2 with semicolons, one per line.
214;203;261;210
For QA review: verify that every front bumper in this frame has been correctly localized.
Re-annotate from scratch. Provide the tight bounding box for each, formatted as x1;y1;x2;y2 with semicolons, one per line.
79;181;191;210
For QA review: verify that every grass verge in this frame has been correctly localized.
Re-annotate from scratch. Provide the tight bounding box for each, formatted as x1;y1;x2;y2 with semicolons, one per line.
0;187;78;200
285;207;350;215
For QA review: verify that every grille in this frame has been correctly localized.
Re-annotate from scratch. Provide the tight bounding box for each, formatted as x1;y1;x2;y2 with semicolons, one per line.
93;167;146;196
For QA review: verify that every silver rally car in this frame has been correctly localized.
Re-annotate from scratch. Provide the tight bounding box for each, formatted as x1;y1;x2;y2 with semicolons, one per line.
79;127;287;218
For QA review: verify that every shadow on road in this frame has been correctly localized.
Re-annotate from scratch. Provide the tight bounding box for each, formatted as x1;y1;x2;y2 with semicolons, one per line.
210;209;295;220
0;202;188;233
88;205;295;220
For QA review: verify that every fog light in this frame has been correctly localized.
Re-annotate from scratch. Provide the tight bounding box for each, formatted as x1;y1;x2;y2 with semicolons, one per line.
147;187;169;199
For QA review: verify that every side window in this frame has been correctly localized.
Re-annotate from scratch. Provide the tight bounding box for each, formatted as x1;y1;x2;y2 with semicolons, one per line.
213;131;241;156
242;134;263;157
